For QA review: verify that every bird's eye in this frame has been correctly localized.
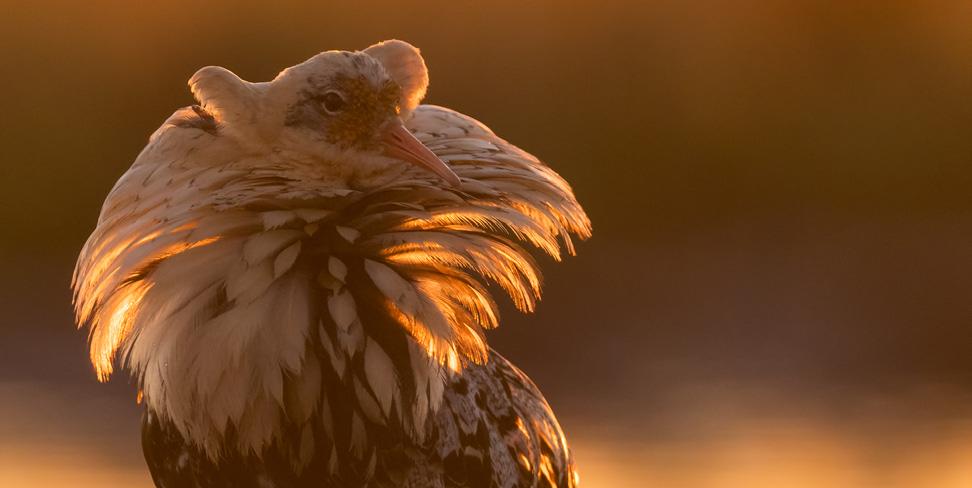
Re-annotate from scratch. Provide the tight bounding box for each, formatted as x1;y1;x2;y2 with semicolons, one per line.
322;91;347;113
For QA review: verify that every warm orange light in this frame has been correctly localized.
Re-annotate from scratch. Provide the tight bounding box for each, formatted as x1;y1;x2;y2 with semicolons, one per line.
92;282;151;381
86;235;221;381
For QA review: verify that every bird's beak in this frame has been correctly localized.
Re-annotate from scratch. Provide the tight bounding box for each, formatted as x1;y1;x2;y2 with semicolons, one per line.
381;121;461;187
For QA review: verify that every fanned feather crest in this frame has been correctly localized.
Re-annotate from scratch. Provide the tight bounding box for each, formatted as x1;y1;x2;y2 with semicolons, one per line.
72;103;590;455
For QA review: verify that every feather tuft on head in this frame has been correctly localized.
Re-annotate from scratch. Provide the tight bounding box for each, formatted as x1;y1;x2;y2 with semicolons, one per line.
189;66;257;125
363;40;429;118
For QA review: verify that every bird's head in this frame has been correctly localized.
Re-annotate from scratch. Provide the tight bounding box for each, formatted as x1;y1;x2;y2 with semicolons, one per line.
189;39;460;188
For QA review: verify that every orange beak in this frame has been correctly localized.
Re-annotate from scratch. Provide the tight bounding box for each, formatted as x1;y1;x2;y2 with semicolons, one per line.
381;121;461;187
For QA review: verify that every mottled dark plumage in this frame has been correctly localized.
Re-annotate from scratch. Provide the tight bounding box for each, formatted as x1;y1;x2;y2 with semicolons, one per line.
143;351;575;488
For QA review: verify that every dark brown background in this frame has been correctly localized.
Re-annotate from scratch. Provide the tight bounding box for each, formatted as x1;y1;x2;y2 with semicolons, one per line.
1;1;970;486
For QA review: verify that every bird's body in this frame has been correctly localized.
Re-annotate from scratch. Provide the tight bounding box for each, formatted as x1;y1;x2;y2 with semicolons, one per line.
73;41;589;487
143;349;571;487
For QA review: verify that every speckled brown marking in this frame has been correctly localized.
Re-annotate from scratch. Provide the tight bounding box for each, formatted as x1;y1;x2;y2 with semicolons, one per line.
284;74;401;150
172;105;217;135
324;75;401;150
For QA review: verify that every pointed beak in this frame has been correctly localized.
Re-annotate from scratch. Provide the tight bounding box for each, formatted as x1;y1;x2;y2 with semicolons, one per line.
381;121;460;187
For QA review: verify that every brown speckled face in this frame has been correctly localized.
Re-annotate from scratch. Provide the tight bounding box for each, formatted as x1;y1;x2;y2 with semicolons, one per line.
286;72;401;150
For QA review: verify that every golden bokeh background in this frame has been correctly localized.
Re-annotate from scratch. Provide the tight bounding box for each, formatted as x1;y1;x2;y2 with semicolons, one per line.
1;1;970;486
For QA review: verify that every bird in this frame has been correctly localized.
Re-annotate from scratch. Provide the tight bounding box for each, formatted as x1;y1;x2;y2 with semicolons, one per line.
72;39;591;488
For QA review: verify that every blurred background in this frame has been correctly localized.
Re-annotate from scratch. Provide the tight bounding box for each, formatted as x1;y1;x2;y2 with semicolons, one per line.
1;1;970;486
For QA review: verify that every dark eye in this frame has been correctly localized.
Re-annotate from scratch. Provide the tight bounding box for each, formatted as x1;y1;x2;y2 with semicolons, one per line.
322;91;346;113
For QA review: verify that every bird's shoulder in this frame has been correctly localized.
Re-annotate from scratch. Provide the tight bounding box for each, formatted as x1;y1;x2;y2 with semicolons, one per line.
406;105;496;141
95;105;273;227
135;105;241;173
406;105;516;164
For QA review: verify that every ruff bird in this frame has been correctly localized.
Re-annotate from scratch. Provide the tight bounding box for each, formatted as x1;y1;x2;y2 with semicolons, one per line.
73;40;590;488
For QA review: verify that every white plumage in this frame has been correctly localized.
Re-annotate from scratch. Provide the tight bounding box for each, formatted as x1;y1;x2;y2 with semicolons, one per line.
73;39;589;487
